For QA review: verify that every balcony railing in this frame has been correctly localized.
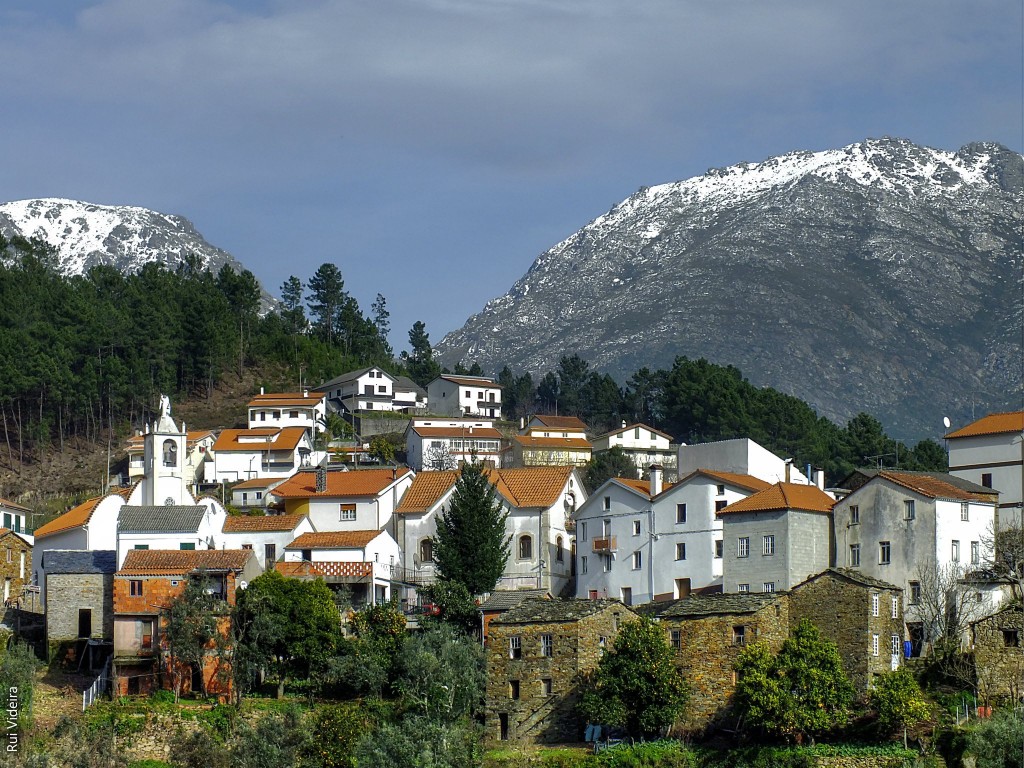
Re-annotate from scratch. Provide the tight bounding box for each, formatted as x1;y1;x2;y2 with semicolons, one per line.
592;536;617;553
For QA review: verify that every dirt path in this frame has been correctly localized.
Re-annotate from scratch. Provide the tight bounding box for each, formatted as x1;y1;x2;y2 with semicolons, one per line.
33;668;95;731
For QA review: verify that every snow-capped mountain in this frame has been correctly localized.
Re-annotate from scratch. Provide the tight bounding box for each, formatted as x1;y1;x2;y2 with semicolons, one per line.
0;198;271;302
436;138;1024;439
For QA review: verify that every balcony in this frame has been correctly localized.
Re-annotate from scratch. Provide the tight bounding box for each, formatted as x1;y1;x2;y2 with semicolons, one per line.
592;536;617;553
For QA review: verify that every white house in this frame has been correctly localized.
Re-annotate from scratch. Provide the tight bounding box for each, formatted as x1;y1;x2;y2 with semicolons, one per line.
211;427;318;483
281;529;400;605
832;470;998;650
427;375;502;418
247;389;326;434
220;513;314;571
574;467;771;605
502;415;593;469
269;466;414;532
316;367;427;414
677;438;817;487
0;497;31;536
115;499;228;568
391;466;583;599
946;411;1024;529
126;429;215;486
229;477;286;512
405;418;503;471
592;422;677;479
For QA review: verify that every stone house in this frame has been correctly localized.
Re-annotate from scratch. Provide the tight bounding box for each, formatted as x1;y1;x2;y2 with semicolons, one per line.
112;549;259;698
0;529;32;605
42;550;117;670
486;598;635;744
479;590;550;645
788;568;905;691
643;592;790;732
972;606;1024;703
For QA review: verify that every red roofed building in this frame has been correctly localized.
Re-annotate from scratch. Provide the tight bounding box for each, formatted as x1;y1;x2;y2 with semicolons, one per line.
405;417;504;471
946;410;1024;529
247;388;326;434
270;466;413;532
211;426;320;484
281;529;399;606
502;415;593;469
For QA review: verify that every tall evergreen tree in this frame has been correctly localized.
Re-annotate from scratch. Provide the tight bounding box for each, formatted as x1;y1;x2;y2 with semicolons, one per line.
403;320;441;387
280;275;306;335
433;461;510;595
306;263;347;346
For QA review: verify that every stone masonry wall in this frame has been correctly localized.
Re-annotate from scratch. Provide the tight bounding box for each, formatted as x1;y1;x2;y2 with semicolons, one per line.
973;609;1024;702
46;573;113;643
665;598;790;732
0;532;31;602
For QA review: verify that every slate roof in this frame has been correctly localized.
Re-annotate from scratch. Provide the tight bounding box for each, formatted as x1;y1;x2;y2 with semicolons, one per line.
393;376;426;397
642;592;783;619
315;367;395;390
479;589;550;612
493;598;627;625
719;482;834;515
792;567;902;593
43;550;117;575
271;467;411;499
285;530;381;549
118;549;253;576
222;514;306;533
946;411;1024;439
118;505;207;533
437;375;500;388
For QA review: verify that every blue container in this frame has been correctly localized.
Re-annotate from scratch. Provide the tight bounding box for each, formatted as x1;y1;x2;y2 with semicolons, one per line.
903;640;912;658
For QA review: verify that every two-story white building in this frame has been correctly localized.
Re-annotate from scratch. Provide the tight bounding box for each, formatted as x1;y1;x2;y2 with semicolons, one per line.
211;427;318;483
946;411;1024;529
220;513;314;571
405;418;503;471
269;466;414;532
247;389;326;434
591;422;678;480
427;375;502;418
0;498;31;536
281;529;400;606
229;477;286;512
316;367;427;414
832;470;998;650
502;415;593;469
391;466;583;598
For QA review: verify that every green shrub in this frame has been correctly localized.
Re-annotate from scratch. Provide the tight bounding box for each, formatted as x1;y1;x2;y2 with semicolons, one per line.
968;708;1024;768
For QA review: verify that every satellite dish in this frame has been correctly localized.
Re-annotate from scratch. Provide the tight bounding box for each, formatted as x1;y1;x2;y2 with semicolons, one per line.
238;581;248;590
943;416;951;429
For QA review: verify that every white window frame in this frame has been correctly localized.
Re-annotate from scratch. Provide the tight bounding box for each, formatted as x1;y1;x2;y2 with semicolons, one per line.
871;593;879;617
738;537;750;558
632;551;642;570
762;535;775;556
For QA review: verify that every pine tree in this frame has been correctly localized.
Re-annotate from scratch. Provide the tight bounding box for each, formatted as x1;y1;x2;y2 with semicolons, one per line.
434;461;510;595
306;263;347;346
280;275;306;335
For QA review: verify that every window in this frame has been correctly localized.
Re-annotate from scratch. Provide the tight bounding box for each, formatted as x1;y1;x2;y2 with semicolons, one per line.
134;544;149;551
738;583;750;593
377;386;386;393
519;535;533;560
891;635;902;655
904;500;915;521
419;538;434;563
581;556;588;574
162;439;177;467
556;536;564;562
738;537;750;558
850;544;861;567
129;580;143;597
340;504;357;522
676;504;687;524
762;535;775;556
1003;629;1020;647
179;542;195;551
872;634;879;657
241;544;253;550
716;484;725;495
301;549;312;562
541;634;553;657
715;539;723;558
632;520;641;536
290;409;300;418
982;473;993;488
509;680;520;699
632;551;642;570
715;500;728;512
850;505;860;525
951;540;960;563
871;593;879;617
892;597;899;619
971;541;980;565
603;496;611;511
603;556;611;573
509;636;522;659
909;581;921;604
670;629;681;649
961;502;970;521
763;582;775;593
675;543;686;561
733;625;746;646
620;588;632;606
265;543;276;564
542;678;553;696
879;541;891;564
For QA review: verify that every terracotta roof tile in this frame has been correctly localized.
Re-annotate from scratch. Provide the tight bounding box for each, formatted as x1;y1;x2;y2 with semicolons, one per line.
496;466;574;507
34;496;108;539
213;427;307;453
395;471;459;514
247;392;324;408
231;477;280;490
272;467;411;500
877;471;995;502
118;549;253;576
513;435;592;450
286;531;381;549
946;411;1024;439
0;498;30;512
720;482;834;515
690;469;772;494
222;514;307;533
530;415;588;431
410;426;504;439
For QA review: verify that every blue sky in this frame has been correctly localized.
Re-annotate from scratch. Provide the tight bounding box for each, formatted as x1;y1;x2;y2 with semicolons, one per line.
0;0;1020;353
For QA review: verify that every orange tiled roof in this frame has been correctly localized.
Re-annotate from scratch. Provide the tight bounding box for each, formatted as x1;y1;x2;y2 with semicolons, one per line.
410;426;504;439
530;415;588;431
877;471;994;502
0;497;30;512
222;514;307;533
34;496;109;539
495;466;574;507
514;435;592;450
617;477;656;497
395;471;459;514
231;477;279;490
248;391;324;408
692;469;772;494
720;483;834;515
272;467;411;500
118;549;253;576
213;427;307;452
946;411;1024;439
286;531;381;549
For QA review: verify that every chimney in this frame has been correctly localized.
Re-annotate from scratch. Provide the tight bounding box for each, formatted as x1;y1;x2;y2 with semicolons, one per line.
813;467;825;490
303;388;309;398
784;459;792;483
621;420;626;429
649;464;663;497
260;386;265;395
315;466;327;493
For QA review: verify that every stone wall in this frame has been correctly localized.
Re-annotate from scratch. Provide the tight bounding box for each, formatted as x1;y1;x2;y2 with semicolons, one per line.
0;532;31;602
46;573;113;644
664;598;790;732
973;608;1024;702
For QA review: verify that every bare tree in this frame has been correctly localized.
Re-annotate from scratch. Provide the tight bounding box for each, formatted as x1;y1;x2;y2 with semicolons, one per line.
987;524;1024;602
914;561;991;653
425;442;457;471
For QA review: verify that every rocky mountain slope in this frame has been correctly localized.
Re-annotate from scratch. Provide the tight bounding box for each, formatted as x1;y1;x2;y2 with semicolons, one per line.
436;138;1024;440
0;198;274;305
